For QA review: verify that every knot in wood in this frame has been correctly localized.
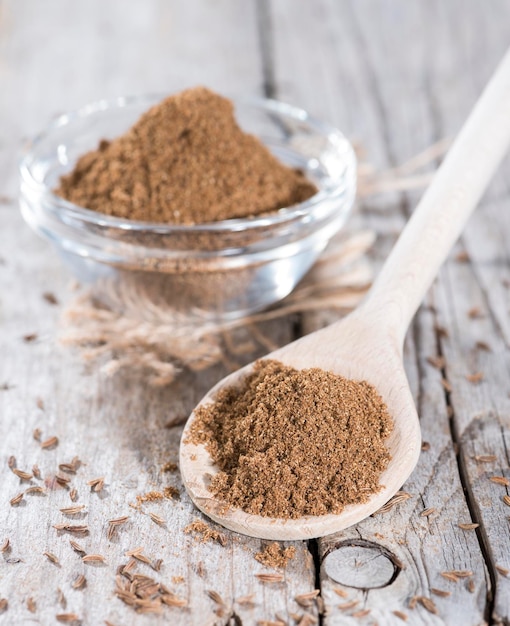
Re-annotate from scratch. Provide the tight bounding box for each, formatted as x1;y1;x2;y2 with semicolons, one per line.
323;540;401;589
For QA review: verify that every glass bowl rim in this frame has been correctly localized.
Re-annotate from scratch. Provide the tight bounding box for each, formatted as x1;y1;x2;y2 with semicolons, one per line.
19;93;356;234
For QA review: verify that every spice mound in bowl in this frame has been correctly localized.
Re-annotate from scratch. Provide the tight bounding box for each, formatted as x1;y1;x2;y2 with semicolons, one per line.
187;359;393;519
56;87;317;225
20;87;356;320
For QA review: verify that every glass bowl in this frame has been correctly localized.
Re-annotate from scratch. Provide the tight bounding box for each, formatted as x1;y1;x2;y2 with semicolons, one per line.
19;94;356;321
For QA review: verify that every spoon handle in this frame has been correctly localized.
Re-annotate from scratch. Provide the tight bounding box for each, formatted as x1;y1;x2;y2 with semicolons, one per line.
358;47;510;345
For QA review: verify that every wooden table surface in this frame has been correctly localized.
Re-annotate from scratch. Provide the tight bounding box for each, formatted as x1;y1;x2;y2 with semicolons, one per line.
2;1;510;624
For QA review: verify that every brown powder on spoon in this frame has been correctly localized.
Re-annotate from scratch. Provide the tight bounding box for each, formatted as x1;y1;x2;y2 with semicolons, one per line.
56;86;317;225
188;359;393;519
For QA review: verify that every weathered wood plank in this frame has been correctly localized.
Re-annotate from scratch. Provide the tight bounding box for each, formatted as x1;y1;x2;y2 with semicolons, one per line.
268;0;510;623
435;202;510;624
0;1;317;625
0;212;314;626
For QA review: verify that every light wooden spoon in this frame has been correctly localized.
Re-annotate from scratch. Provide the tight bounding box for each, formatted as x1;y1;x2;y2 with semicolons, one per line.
180;49;510;540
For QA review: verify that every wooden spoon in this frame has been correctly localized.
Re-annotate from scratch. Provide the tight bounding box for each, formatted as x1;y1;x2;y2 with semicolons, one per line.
180;49;510;540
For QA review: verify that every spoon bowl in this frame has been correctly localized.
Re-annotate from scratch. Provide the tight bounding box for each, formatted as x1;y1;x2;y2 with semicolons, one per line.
180;47;510;539
180;313;421;539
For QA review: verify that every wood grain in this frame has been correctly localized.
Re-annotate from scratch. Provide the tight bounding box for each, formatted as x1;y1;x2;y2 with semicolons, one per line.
269;0;510;623
0;1;314;625
2;0;510;624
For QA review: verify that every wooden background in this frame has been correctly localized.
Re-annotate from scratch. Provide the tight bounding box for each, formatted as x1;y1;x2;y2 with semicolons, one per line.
1;1;510;624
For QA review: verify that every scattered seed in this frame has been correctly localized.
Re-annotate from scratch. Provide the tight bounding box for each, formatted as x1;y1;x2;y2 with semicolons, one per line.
441;378;452;392
32;464;41;479
55;475;71;488
427;356;445;369
27;597;36;613
374;491;412;514
12;468;33;481
393;610;408;621
72;574;87;590
161;593;186;607
467;579;475;593
151;558;163;572
421;441;431;451
43;551;60;565
87;477;104;492
431;588;451;597
467;306;483;319
107;515;129;540
0;598;7;613
69;488;78;502
108;515;129;526
133;552;151;565
125;546;144;557
10;493;24;506
43;292;59;305
333;588;349;598
420;507;436;517
458;523;479;530
41;436;59;449
454;570;473;578
490;476;510;486
295;590;320;608
297;616;317;626
60;505;85;515
0;539;9;553
56;614;80;623
338;599;359;610
207;590;225;606
25;486;45;495
237;594;255;605
475;341;491;352
316;596;325;615
475;455;497;463
59;457;81;474
122;558;137;575
441;569;472;582
23;333;37;343
456;250;470;263
352;609;371;618
53;524;89;536
57;588;66;608
496;565;509;577
149;512;166;526
417;596;437;614
255;573;284;583
33;428;42;441
466;372;484;383
82;554;106;564
503;495;510;507
440;572;459;582
69;540;86;555
7;456;16;469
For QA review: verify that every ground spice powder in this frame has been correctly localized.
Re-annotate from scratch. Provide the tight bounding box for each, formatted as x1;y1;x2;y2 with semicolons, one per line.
255;542;296;568
56;87;317;225
189;359;393;519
